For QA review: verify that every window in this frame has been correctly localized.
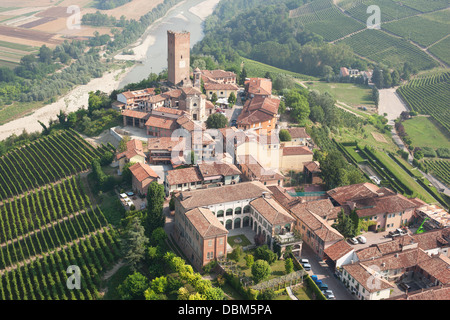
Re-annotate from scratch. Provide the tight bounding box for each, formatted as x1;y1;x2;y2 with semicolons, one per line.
208;240;212;247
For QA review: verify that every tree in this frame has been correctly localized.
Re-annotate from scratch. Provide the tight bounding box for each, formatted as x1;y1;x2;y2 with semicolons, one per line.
245;254;254;269
210;92;218;105
309;105;324;123
206;113;228;129
144;181;165;237
117;271;149;300
285;258;294;274
39;45;53;64
228;92;236;107
251;260;271;283
121;216;149;271
286;90;310;125
279;129;291;142
239;67;247;85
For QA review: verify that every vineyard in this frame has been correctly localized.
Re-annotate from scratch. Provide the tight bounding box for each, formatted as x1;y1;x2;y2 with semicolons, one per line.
429;36;450;66
0;129;121;299
424;159;450;187
290;0;365;42
396;71;450;134
338;29;439;70
382;15;450;48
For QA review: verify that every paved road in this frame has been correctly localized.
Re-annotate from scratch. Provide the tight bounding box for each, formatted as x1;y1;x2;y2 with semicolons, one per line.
300;245;355;300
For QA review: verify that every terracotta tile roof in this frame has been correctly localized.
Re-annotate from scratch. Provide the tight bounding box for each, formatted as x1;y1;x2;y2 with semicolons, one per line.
198;162;241;179
145;116;178;130
303;161;321;173
185;207;228;238
290;200;344;243
148;94;167;103
237;96;279;126
181;86;203;96
324;239;354;261
121;109;150;119
116;139;146;161
350;194;418;218
154;106;185;116
412;227;450;251
267;185;295;209
287;127;310;139
120;88;155;100
178;181;270;210
362;248;431;273
201;69;236;82
147;137;186;151
237;155;284;182
290;198;341;222
129;162;159;181
282;146;314;156
417;254;450;284
204;82;239;91
340;67;349;77
166;167;202;185
250;196;295;226
389;285;450;300
327;182;382;205
161;89;182;99
245;78;272;96
343;263;394;293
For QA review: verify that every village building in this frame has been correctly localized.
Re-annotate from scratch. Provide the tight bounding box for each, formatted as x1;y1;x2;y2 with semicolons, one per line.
115;139;146;174
244;77;272;99
173;206;228;271
147;137;186;166
237;154;284;187
236;95;280;135
279;145;314;172
282;127;311;147
164;161;242;196
129;162;159;196
115;88;156;110
327;183;419;232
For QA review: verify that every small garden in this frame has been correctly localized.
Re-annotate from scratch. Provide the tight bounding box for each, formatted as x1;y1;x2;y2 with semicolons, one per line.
204;244;319;300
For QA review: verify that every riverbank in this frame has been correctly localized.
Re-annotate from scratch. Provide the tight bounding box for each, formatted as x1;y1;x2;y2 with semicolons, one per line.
0;0;221;141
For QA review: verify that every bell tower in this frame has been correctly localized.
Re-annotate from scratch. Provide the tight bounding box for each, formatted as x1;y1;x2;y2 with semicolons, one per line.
167;30;190;86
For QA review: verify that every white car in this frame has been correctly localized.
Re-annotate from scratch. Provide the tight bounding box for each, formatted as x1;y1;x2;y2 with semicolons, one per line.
349;237;359;245
357;236;367;244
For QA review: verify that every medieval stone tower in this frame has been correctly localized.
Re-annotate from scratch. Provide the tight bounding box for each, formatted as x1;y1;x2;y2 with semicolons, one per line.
167;30;190;87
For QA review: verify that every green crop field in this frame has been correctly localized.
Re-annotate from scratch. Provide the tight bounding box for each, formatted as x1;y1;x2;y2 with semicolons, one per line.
424;159;450;187
397;71;450;134
338;29;439;70
392;0;450;13
429;36;450;66
290;0;365;42
382;15;450;47
343;0;421;23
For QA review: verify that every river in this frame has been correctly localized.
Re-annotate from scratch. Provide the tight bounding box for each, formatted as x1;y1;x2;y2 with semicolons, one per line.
0;0;220;141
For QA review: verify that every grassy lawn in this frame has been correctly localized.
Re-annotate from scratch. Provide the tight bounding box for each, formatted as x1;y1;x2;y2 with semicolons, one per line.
227;234;252;248
304;81;375;108
402;116;450;150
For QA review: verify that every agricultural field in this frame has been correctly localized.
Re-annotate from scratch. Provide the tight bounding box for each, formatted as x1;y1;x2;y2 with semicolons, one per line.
290;0;365;42
304;81;375;109
402;116;450;150
397;71;450;134
429;36;450;66
0;129;121;300
382;15;450;48
424;159;450;187
341;0;422;23
338;29;439;70
0;0;164;64
241;57;317;81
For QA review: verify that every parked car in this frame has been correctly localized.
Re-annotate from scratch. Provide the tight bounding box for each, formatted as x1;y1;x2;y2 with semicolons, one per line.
311;275;318;282
302;263;311;271
231;119;237;126
301;259;309;264
321;290;333;296
349;237;359;245
400;282;411;290
325;293;336;300
314;279;322;286
389;228;406;238
318;283;328;290
357;235;367;244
